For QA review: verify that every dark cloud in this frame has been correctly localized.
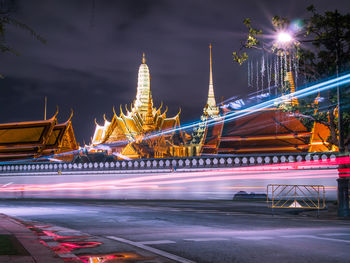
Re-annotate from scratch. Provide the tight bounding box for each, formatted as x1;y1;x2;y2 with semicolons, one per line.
0;0;348;144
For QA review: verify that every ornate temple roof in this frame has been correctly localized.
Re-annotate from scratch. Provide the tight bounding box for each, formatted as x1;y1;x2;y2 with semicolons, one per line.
201;108;313;154
0;112;78;161
91;52;183;158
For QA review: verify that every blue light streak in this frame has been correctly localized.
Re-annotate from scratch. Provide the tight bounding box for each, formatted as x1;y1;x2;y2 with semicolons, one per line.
146;72;350;137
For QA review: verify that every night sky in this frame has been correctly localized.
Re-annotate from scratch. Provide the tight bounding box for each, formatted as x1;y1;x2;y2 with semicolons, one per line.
1;0;348;144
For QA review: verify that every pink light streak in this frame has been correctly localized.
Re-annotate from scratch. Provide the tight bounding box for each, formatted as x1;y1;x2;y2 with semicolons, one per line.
0;157;348;193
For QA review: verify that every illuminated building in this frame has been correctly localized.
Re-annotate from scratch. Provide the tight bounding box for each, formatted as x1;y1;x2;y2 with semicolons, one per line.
207;108;334;154
89;47;334;158
0;111;78;161
209;108;311;154
198;72;334;154
190;44;222;156
91;54;188;159
308;94;338;152
203;44;220;118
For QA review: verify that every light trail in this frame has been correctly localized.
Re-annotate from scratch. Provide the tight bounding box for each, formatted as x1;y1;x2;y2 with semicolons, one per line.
0;157;348;193
145;72;350;138
0;170;337;192
2;155;347;189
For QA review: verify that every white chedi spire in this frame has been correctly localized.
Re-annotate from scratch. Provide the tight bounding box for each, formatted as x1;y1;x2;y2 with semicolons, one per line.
133;53;153;118
204;44;219;118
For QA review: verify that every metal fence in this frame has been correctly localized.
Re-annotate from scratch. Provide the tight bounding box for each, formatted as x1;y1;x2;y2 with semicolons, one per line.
267;184;326;209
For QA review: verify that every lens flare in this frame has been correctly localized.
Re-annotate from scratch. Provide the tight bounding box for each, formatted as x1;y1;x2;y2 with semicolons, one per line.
277;32;293;43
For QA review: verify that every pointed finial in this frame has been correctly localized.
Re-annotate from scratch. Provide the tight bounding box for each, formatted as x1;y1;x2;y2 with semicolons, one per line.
142;53;146;64
44;96;47;120
209;43;213;87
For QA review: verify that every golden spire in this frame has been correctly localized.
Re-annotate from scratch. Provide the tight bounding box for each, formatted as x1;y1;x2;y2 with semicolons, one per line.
134;52;151;117
209;43;213;87
208;43;215;102
44;96;47;120
204;43;219;118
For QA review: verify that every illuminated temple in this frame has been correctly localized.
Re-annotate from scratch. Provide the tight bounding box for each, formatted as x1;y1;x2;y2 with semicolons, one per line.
199;74;334;154
90;46;334;160
90;54;188;159
200;108;334;154
0;111;78;161
0;46;335;162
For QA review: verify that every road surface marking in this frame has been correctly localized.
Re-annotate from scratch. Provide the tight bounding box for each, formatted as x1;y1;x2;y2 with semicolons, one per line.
184;238;229;242
235;236;273;240
139;240;176;245
322;233;350;236
282;235;350;244
106;236;195;263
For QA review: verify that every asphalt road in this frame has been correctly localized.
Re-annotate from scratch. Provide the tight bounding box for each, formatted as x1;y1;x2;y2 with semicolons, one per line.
1;200;350;263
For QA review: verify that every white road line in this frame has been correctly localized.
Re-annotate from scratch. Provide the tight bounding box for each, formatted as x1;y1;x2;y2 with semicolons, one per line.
139;240;176;245
235;236;273;240
106;236;195;263
184;238;229;242
322;233;350;237
282;235;350;244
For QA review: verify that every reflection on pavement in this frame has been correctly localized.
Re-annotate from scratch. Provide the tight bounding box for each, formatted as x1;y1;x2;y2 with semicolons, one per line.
79;252;152;263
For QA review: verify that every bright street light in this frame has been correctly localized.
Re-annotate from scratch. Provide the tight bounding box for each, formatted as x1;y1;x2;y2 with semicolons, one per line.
277;32;293;44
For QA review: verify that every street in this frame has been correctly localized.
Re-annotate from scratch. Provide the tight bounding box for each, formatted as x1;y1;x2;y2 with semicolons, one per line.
0;200;349;263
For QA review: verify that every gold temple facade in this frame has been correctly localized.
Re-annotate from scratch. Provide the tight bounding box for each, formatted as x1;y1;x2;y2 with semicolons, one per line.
90;46;335;160
0;47;336;163
91;54;189;159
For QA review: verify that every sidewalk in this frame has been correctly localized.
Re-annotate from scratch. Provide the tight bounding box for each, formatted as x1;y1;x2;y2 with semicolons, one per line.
0;214;63;263
0;213;179;263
